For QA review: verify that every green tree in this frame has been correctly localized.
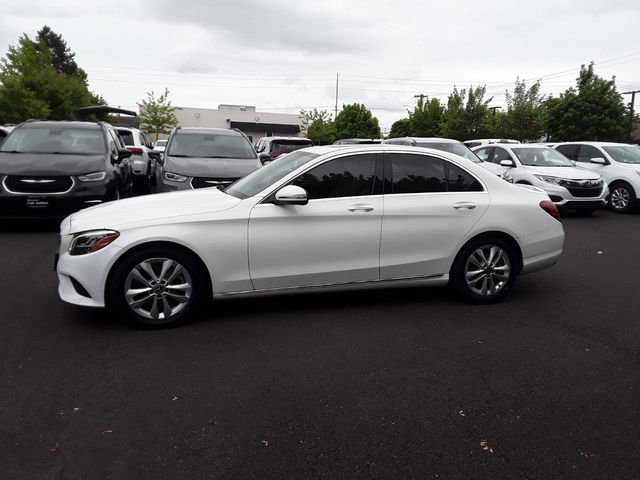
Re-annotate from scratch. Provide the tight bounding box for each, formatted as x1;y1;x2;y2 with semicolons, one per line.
441;86;492;140
0;29;102;123
389;118;412;138
333;103;381;140
499;80;547;142
137;88;178;141
307;117;336;145
409;97;444;137
300;108;332;137
35;25;79;76
547;63;627;142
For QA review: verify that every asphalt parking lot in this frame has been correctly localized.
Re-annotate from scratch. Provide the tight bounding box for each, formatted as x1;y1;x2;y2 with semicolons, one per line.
1;210;639;479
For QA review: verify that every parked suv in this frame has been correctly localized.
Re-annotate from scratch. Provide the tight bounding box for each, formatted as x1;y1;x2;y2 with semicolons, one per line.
554;142;640;213
0;120;133;218
157;127;260;191
254;136;313;164
474;144;608;213
463;139;520;149
0;125;15;145
117;127;157;193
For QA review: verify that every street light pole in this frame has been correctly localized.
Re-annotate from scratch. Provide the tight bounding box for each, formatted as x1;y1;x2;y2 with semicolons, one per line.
622;90;640;142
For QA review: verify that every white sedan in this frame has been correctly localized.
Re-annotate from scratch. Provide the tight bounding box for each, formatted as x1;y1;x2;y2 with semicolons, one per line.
56;145;565;327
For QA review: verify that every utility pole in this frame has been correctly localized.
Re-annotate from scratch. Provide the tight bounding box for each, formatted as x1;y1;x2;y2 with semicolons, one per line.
414;94;428;104
622;90;640;142
334;74;339;119
489;106;501;115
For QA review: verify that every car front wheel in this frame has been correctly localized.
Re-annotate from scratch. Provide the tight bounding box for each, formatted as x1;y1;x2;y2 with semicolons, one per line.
608;182;636;213
107;246;208;328
450;237;517;303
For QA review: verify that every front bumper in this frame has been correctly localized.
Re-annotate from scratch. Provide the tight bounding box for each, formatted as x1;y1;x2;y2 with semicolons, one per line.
535;182;609;210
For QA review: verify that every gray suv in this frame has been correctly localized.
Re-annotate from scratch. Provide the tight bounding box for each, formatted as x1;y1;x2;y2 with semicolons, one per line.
157;128;260;191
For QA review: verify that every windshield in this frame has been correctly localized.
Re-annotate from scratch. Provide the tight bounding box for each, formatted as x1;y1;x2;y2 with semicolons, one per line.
415;142;480;163
155;140;167;147
0;126;106;154
225;150;319;199
118;130;135;146
167;132;256;159
512;147;574;167
603;146;640;164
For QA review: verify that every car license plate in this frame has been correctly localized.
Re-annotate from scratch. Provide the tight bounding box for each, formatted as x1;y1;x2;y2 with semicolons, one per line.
26;197;49;208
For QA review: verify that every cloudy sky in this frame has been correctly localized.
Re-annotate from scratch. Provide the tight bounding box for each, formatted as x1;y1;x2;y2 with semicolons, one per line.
2;0;640;132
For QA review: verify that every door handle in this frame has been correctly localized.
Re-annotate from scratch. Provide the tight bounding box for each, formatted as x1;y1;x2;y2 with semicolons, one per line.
348;204;374;212
453;202;477;210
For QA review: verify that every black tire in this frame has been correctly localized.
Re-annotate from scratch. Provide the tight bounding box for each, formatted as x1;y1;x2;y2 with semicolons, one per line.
450;236;518;304
608;182;636;213
106;246;209;328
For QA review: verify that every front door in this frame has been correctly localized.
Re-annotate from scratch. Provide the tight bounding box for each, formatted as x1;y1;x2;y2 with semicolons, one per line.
248;153;383;290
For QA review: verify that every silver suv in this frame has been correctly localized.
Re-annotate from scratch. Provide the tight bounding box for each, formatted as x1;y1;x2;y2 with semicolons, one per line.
117;127;157;193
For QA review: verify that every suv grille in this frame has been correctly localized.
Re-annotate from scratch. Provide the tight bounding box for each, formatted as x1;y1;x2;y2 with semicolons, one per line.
191;177;237;189
3;175;73;194
560;179;603;198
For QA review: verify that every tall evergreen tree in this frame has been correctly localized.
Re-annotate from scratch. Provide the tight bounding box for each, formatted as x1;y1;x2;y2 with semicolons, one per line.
35;25;80;76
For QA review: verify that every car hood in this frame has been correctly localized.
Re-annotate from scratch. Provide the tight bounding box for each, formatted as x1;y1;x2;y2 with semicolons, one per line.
0;152;105;175
164;155;259;178
522;166;601;180
67;187;241;233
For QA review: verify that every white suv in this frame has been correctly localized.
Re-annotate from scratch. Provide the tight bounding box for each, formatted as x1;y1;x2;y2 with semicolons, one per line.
117;127;157;193
554;142;640;213
473;144;608;213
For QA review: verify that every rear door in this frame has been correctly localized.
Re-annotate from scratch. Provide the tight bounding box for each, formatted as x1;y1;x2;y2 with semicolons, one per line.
380;152;490;279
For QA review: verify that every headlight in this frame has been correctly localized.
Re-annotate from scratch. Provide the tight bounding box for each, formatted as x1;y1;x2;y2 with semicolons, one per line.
69;230;120;256
163;171;188;182
533;175;562;185
78;171;107;182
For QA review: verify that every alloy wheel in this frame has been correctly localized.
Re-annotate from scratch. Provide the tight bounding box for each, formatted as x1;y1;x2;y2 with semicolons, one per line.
610;186;630;210
124;257;193;322
464;245;511;297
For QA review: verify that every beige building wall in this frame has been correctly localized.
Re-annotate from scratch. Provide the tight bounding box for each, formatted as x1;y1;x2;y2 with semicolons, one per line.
172;106;303;144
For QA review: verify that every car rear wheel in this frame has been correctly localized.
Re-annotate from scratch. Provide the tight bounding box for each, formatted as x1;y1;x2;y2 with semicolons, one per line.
450;237;517;303
107;246;209;328
608;182;635;213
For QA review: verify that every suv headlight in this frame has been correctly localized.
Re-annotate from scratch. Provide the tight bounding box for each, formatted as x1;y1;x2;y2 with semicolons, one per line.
533;175;562;185
69;230;120;256
78;171;107;182
163;171;188;182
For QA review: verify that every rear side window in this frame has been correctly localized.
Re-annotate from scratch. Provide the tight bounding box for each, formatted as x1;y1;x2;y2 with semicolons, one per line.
555;144;579;161
292;154;376;199
118;130;135;146
387;153;482;194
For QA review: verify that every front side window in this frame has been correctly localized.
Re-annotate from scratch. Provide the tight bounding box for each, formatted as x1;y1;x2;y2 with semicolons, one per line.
168;132;257;159
0;126;106;155
576;145;603;163
512;147;574;167
603;145;640;164
292;154;376;199
474;147;493;162
555;144;579;161
388;153;482;194
491;147;513;164
225;150;319;199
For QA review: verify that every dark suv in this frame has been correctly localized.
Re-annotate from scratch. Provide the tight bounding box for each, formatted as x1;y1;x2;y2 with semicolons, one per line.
157;127;260;191
0;121;133;218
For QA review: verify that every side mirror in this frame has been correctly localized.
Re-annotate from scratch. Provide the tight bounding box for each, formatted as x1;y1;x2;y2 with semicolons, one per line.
117;148;132;160
259;153;272;165
590;157;607;165
499;159;515;167
148;150;163;165
273;185;308;205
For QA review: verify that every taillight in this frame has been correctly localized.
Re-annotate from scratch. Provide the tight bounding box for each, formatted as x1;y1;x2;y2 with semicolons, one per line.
540;200;560;221
127;147;143;155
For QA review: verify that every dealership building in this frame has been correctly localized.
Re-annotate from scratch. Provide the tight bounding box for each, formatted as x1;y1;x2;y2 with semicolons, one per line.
172;105;302;144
